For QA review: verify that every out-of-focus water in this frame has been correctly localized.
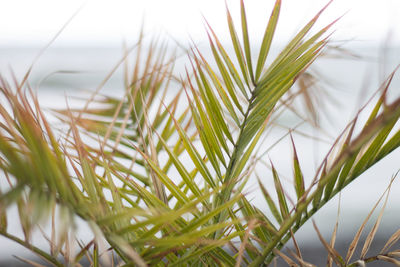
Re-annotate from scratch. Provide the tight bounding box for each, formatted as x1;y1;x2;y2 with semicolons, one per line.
0;45;399;261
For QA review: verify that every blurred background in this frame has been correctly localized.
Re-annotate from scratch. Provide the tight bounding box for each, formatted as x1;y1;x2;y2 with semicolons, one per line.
1;0;400;265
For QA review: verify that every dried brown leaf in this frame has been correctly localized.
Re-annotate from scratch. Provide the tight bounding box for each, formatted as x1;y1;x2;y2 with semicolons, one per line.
382;229;400;254
290;229;302;261
388;250;400;258
273;248;299;267
360;179;392;259
377;255;400;266
328;194;341;267
235;219;257;267
287;248;316;267
312;220;344;267
345;183;391;263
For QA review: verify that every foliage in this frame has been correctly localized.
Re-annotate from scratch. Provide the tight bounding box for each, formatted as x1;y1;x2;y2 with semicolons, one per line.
0;0;400;266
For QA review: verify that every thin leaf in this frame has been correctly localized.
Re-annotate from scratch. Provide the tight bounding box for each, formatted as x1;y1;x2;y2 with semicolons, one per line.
186;75;226;168
226;6;251;87
206;28;248;105
255;0;281;81
258;0;334;86
345;184;391;263
156;133;203;198
231;118;268;180
360;178;393;259
271;162;289;219
381;229;400;254
136;147;190;205
166;106;216;188
328;194;341;267
197;53;241;125
377;255;400;266
273;248;299;267
291;134;305;200
191;54;234;144
182;194;240;233
240;0;255;83
313;221;345;267
257;177;282;225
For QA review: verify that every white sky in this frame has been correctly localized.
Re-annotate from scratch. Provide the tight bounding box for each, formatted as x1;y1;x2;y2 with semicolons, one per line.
0;0;399;47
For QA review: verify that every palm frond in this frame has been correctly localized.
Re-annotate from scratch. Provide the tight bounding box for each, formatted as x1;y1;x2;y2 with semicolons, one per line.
1;1;400;266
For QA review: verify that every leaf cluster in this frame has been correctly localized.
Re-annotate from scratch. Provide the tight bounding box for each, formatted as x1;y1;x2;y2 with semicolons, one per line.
0;1;400;266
